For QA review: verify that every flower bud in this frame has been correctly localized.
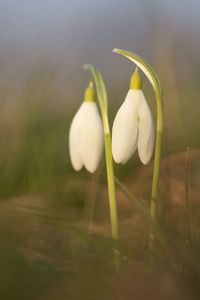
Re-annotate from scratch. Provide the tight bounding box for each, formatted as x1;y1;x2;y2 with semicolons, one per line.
69;81;104;173
112;69;154;165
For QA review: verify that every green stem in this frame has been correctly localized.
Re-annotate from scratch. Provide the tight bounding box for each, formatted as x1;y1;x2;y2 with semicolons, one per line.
83;64;119;268
104;133;119;241
149;130;162;252
149;85;163;253
113;49;163;253
105;132;120;271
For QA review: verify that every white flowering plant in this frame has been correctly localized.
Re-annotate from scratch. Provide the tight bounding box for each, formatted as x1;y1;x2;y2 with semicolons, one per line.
69;81;104;173
69;48;163;259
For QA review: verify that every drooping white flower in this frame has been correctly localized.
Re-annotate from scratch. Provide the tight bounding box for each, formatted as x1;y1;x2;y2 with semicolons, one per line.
112;68;155;165
137;91;155;164
69;81;104;173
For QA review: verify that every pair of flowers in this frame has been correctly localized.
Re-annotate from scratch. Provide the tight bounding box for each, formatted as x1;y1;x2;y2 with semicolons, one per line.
69;68;155;173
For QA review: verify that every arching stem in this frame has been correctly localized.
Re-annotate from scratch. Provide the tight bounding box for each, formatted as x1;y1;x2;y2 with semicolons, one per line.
113;49;163;254
83;64;120;271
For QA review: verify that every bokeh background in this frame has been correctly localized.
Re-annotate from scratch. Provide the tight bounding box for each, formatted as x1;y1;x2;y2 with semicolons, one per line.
0;0;200;299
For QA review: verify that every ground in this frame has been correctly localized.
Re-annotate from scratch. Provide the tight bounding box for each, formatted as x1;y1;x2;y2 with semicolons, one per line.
0;149;200;299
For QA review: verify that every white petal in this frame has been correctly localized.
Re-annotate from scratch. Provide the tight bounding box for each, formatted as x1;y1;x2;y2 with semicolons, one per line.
80;102;104;173
112;90;141;164
138;91;155;164
69;103;85;171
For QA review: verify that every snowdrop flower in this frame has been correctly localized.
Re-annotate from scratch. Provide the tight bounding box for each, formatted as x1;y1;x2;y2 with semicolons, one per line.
112;68;155;165
69;81;104;173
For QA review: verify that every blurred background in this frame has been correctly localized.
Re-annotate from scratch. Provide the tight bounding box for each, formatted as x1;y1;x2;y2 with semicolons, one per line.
0;0;200;299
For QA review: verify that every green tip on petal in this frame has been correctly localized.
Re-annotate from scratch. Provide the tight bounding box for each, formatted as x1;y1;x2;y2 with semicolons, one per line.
84;81;95;102
130;67;142;90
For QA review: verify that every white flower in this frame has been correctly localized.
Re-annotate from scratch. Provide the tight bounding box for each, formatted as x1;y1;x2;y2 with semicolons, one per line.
112;69;155;165
69;84;104;173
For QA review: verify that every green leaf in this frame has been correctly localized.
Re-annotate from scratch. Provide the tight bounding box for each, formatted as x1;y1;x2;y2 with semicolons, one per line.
113;48;162;98
83;64;109;134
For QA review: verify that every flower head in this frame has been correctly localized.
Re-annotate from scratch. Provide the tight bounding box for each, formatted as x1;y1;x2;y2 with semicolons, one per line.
69;81;104;173
112;68;155;165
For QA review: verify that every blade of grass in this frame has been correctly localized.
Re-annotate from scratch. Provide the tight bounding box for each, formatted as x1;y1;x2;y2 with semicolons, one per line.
185;147;193;246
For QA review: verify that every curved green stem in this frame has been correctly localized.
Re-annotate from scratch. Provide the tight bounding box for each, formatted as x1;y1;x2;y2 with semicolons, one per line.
113;49;163;253
83;64;119;249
